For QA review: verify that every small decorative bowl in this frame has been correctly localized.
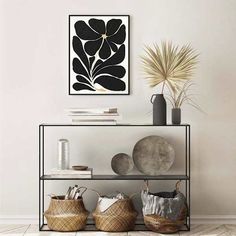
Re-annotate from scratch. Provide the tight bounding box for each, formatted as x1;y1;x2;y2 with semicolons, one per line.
72;165;88;170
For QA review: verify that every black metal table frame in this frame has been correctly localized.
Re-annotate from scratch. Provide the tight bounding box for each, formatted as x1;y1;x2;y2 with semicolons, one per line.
39;124;191;231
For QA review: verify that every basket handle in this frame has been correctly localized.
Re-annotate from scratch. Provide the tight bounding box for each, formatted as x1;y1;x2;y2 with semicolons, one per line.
129;192;139;199
48;194;59;199
142;180;149;192
88;188;101;198
77;186;87;196
175;180;182;192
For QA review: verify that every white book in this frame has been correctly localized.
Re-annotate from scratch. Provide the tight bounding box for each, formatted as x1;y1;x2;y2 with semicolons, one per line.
67;113;119;116
47;174;92;179
49;168;93;175
66;108;118;114
69;115;122;121
71;120;117;125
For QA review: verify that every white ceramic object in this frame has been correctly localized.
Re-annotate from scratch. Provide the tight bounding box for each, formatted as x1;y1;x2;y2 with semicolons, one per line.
58;139;69;169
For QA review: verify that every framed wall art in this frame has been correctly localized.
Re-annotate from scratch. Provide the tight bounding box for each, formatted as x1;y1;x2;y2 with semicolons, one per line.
69;15;130;95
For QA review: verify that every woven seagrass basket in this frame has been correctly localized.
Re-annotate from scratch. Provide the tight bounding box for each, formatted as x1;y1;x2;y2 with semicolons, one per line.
143;181;188;234
92;192;138;232
144;206;187;233
44;190;89;232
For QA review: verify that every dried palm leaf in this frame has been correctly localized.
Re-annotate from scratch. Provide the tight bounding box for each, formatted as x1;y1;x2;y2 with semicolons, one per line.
141;42;198;93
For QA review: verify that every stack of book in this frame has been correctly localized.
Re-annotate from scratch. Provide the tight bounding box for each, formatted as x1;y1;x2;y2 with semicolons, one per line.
66;107;121;125
48;168;93;179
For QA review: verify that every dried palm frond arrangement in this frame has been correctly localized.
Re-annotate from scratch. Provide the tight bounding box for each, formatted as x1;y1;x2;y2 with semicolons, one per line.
141;41;198;94
141;41;201;111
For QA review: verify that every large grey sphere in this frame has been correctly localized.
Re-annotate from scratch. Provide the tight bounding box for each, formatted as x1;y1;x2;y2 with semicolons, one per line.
111;153;134;175
132;136;175;175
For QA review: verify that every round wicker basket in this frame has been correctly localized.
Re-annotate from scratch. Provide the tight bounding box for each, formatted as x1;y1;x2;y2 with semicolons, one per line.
44;195;89;232
144;206;187;233
92;193;138;232
142;181;188;233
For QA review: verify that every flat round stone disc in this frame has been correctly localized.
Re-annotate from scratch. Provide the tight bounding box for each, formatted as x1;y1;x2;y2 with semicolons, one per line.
132;135;175;175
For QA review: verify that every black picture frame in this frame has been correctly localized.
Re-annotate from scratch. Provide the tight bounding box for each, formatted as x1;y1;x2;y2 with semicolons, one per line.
69;15;130;95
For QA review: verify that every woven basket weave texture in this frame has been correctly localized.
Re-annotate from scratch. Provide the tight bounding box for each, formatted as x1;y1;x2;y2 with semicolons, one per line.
93;198;138;232
144;201;187;233
44;196;88;232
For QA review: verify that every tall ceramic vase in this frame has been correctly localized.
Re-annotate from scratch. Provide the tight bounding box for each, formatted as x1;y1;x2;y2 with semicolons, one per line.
151;94;167;125
58;139;69;169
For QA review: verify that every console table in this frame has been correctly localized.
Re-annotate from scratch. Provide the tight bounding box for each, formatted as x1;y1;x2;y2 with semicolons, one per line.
39;124;191;231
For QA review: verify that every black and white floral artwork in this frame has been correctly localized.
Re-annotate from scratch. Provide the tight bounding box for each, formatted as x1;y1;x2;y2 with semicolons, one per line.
69;15;130;95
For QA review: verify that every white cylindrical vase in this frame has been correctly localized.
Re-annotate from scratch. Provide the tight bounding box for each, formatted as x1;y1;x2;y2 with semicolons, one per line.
58;139;69;169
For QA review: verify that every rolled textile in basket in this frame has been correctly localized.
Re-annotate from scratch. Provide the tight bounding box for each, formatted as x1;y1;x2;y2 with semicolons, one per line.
97;192;127;212
141;190;186;221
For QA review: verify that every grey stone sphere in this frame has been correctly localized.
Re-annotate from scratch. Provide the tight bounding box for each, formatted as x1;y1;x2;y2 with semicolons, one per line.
111;153;134;175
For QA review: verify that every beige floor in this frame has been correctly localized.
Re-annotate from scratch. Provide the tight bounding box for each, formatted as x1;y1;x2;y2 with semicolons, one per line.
0;224;236;235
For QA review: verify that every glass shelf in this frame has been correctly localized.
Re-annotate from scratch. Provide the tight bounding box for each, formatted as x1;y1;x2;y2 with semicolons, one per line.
39;123;190;127
40;174;189;181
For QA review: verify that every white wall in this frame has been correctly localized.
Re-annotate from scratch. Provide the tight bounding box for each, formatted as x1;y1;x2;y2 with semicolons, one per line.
1;0;236;221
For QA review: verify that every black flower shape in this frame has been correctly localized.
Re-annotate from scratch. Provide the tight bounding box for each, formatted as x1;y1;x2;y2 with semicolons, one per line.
74;18;126;59
72;36;126;92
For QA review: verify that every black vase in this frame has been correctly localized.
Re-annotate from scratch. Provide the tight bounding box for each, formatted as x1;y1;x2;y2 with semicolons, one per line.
151;94;167;125
172;108;181;125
